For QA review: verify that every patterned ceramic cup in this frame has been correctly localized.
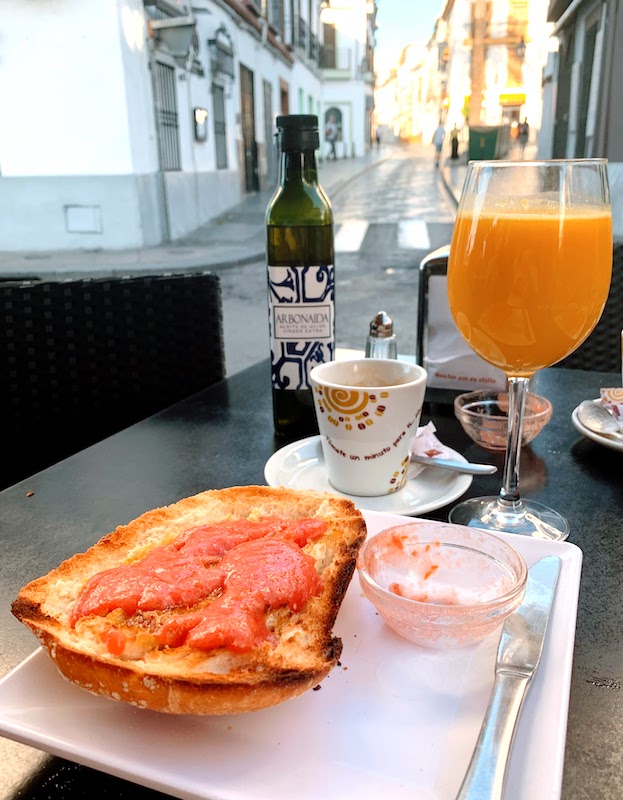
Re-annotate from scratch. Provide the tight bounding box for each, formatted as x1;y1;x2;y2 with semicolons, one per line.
310;359;427;496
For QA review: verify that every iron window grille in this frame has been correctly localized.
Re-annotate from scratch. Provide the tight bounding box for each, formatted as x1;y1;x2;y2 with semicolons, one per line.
153;61;181;171
212;85;228;170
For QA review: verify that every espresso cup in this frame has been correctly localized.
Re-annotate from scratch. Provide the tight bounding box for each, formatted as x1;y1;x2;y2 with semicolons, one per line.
310;359;427;496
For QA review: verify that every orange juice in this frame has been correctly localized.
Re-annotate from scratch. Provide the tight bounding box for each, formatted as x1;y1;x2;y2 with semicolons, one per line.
448;207;612;376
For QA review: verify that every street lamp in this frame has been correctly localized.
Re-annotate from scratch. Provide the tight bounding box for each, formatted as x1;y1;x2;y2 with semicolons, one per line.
150;16;196;68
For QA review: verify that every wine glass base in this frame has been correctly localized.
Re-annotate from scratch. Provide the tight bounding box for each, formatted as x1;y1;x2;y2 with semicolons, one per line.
448;496;570;541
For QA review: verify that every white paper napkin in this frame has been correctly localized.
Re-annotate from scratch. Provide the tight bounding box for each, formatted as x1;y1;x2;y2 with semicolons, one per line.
408;421;459;479
425;274;507;392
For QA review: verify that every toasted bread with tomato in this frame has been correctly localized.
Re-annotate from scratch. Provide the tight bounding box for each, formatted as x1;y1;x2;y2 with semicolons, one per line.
12;486;366;715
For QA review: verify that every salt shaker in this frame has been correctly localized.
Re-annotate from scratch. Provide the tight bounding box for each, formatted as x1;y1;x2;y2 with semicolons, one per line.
365;310;397;359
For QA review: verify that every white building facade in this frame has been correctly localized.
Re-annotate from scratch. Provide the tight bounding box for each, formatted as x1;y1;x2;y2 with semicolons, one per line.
0;0;375;252
540;0;623;238
392;45;429;143
317;0;376;160
373;68;398;142
435;0;552;140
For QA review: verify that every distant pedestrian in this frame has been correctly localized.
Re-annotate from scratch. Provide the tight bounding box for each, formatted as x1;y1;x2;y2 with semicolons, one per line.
432;122;445;167
450;124;460;160
375;125;382;147
325;115;338;160
518;118;529;158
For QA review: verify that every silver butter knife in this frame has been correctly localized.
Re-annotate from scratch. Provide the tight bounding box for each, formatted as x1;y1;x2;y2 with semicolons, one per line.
410;453;497;475
456;555;562;800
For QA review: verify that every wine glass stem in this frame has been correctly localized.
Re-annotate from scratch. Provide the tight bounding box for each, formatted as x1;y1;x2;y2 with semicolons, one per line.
499;376;530;506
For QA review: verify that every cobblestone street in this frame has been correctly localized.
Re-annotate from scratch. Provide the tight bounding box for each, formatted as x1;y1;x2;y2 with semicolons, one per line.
216;142;457;374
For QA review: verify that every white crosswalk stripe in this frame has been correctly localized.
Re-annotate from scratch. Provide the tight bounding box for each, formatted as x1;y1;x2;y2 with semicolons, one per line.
397;219;431;250
334;219;370;252
333;219;450;255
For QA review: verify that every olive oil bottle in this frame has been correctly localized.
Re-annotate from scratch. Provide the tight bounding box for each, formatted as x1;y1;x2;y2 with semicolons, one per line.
266;115;335;438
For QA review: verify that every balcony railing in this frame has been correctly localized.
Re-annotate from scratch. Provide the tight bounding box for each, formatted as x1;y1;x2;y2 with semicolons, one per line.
358;55;374;81
292;17;323;67
310;32;320;63
297;17;308;51
320;46;351;70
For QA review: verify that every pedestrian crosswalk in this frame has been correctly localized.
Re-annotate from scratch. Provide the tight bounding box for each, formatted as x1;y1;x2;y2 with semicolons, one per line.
334;220;370;253
333;219;452;256
396;220;430;251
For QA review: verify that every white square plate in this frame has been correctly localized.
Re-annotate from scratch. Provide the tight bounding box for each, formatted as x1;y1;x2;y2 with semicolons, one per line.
0;510;582;800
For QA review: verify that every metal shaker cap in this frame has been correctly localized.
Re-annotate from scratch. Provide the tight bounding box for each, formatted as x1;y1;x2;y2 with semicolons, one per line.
369;310;394;338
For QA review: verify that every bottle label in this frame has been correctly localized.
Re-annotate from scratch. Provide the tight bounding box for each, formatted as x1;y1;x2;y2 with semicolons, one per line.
268;264;335;391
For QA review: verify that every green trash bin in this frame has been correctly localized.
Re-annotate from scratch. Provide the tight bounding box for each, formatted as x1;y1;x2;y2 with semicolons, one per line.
468;126;499;160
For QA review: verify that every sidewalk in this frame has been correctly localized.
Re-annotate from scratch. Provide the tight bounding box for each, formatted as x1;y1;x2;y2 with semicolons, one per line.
1;141;538;280
0;148;388;280
439;152;468;207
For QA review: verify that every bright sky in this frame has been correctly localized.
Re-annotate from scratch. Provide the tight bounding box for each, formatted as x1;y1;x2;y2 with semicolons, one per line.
374;0;442;75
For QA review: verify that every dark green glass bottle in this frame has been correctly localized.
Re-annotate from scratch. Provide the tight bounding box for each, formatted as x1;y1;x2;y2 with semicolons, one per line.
266;115;335;439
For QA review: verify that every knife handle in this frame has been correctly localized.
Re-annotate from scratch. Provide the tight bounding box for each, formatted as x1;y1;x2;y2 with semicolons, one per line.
456;670;531;800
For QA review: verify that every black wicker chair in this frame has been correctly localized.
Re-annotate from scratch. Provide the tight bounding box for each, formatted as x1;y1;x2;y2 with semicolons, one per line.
553;241;623;373
1;272;225;490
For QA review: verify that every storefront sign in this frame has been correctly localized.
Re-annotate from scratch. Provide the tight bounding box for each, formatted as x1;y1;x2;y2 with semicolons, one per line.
499;93;526;106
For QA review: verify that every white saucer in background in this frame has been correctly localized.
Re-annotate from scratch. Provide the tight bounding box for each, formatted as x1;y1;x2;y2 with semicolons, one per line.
264;435;472;516
571;399;623;453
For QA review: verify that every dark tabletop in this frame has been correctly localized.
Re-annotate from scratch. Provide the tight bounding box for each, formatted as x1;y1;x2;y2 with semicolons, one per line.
1;361;622;799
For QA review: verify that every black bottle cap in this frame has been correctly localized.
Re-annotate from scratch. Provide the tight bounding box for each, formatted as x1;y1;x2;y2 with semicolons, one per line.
276;114;319;152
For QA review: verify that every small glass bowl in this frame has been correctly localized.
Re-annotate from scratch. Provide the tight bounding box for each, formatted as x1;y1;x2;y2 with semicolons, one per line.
454;389;552;451
357;521;527;649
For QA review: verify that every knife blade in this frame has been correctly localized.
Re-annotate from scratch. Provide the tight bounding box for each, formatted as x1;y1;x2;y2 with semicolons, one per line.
456;555;562;800
410;454;497;475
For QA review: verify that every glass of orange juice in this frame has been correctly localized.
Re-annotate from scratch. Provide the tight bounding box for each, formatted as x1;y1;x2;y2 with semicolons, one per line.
447;159;612;540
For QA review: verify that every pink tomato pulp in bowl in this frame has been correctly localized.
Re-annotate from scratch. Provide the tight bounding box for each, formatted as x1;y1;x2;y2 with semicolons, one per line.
357;520;527;648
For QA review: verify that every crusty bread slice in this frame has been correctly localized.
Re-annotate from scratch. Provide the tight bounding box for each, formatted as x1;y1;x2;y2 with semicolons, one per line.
12;485;366;715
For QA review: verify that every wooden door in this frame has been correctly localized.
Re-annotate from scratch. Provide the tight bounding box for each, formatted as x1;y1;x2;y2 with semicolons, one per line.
240;64;259;192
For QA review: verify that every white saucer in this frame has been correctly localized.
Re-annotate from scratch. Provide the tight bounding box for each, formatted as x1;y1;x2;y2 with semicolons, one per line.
571;399;623;453
264;435;473;516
